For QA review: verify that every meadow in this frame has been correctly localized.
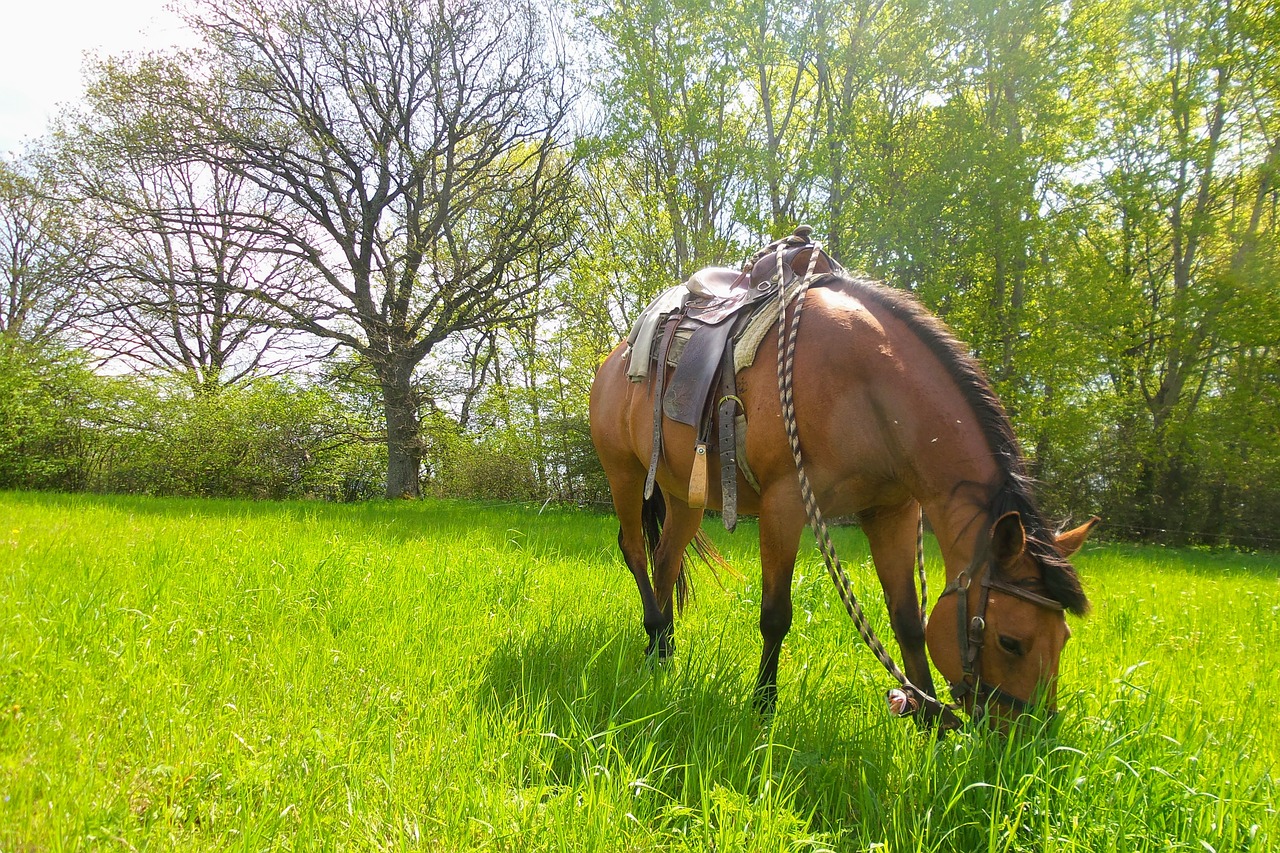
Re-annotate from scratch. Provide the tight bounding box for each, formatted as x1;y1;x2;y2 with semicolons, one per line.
0;491;1275;851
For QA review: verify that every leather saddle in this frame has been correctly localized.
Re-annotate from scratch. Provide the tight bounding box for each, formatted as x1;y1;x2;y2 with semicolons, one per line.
634;227;841;530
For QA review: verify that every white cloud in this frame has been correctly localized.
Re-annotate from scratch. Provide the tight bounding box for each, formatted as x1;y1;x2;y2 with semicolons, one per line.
0;0;192;156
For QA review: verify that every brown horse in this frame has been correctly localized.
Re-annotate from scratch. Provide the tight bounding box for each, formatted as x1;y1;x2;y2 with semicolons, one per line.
589;270;1097;723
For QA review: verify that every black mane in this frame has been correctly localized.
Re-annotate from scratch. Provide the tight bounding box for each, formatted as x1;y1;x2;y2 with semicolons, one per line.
816;272;1090;615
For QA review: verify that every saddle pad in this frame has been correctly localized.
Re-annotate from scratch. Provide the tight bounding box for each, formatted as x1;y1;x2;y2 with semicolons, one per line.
734;297;782;373
625;284;687;382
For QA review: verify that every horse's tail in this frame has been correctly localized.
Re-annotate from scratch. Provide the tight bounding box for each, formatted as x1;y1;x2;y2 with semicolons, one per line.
640;490;734;614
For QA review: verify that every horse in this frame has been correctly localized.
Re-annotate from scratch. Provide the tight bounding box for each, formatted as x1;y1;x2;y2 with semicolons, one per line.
588;269;1097;724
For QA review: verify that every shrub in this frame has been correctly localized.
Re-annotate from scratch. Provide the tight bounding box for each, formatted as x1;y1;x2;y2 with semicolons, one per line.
102;378;385;500
0;339;103;491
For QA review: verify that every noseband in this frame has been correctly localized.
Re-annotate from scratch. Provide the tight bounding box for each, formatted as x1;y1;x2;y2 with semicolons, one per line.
938;556;1066;715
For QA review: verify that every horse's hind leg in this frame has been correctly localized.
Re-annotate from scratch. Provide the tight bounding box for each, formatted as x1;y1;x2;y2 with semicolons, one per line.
648;491;705;659
861;501;937;698
605;463;667;656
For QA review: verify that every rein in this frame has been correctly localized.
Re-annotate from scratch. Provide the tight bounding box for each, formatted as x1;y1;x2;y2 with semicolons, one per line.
771;244;1063;726
771;243;962;729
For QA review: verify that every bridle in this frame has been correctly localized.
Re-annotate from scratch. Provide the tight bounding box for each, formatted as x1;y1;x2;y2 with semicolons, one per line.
937;552;1067;716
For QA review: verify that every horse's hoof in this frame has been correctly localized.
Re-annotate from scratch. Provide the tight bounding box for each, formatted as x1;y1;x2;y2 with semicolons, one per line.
644;624;675;662
643;639;673;660
753;686;778;717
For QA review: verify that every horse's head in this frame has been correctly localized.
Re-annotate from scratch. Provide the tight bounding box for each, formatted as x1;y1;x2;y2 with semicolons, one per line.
925;513;1097;728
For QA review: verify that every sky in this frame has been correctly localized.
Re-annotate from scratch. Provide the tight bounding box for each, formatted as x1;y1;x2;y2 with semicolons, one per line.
0;0;192;156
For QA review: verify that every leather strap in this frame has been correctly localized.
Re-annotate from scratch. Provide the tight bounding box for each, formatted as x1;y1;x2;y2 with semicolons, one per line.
644;316;679;500
716;342;740;532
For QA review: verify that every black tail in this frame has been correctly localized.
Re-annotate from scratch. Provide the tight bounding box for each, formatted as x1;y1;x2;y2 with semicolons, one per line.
640;490;733;614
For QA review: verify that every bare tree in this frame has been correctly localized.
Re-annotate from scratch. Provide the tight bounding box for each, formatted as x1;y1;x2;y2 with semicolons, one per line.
56;102;316;390
115;0;579;497
0;156;95;346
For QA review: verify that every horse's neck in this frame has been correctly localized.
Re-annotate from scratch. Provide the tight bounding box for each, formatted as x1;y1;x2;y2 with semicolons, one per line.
924;496;989;581
835;282;1019;579
916;452;1005;583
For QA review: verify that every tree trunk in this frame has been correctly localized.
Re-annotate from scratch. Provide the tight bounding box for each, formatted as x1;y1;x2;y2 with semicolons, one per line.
380;358;421;499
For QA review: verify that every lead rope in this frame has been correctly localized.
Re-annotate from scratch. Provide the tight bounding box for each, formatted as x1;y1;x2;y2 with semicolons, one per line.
773;245;958;727
917;512;928;627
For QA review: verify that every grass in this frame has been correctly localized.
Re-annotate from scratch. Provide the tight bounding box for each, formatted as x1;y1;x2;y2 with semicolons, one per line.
0;491;1276;851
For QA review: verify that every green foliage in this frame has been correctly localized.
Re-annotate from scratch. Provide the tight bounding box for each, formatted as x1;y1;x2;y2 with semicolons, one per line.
0;343;382;500
102;379;382;501
0;493;1275;849
2;0;1273;542
566;0;1279;548
425;414;540;502
0;340;103;490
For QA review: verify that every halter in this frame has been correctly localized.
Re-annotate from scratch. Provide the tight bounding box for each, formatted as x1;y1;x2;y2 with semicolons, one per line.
937;550;1067;715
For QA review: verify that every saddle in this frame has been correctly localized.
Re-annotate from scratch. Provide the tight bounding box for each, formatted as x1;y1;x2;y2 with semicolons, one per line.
624;226;841;531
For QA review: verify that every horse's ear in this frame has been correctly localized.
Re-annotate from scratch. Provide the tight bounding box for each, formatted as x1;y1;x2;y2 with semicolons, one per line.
991;512;1026;566
1055;516;1100;558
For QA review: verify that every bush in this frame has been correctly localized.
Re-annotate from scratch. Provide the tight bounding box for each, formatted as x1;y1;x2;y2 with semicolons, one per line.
100;379;385;500
0;346;385;501
427;426;540;502
0;340;104;491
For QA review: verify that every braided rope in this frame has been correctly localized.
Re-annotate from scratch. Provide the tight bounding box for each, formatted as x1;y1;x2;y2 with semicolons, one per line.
917;513;929;627
773;245;913;687
773;245;958;726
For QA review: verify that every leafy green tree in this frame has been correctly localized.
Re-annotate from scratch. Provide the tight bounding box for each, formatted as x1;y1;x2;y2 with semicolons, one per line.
583;0;751;279
0;339;104;490
810;0;935;261
1078;0;1280;538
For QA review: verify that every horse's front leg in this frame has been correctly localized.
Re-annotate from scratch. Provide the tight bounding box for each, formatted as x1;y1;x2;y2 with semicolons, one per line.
861;501;938;698
754;491;806;714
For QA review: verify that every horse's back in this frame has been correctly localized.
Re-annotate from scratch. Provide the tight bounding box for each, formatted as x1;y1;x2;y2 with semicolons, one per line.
591;279;936;515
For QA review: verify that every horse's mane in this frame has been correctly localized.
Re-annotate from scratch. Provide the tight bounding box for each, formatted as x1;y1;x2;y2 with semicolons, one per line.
816;272;1090;615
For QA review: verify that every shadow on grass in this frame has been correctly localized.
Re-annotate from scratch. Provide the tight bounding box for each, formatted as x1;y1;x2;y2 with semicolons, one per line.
469;611;1119;848
472;611;906;838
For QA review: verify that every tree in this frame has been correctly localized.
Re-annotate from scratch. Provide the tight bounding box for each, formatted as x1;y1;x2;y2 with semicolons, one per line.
584;0;750;279
111;0;579;497
737;0;824;239
0;338;105;491
0;155;95;346
55;77;314;392
1080;0;1280;537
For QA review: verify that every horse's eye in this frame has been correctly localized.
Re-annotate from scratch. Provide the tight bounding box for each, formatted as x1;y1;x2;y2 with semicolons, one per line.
998;635;1025;656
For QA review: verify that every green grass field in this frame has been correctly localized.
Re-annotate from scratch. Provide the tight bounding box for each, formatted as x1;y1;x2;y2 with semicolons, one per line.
0;491;1275;851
